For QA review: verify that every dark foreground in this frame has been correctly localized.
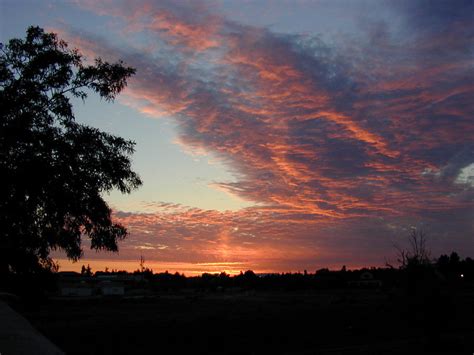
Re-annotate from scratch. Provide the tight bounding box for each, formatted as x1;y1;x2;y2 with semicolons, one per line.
16;288;474;355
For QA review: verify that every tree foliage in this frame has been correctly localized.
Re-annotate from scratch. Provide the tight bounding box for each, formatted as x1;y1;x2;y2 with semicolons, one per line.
0;26;141;274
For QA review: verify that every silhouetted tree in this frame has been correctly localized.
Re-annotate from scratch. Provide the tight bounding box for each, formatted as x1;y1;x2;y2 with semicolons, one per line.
396;228;431;269
449;251;460;268
80;264;92;277
436;252;471;281
436;254;450;272
0;26;141;274
316;268;329;275
134;255;153;279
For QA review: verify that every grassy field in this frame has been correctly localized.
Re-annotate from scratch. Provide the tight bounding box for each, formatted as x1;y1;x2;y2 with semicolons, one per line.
17;289;474;354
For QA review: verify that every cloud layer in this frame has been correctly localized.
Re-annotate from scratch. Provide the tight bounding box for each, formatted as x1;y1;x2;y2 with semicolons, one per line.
59;0;473;271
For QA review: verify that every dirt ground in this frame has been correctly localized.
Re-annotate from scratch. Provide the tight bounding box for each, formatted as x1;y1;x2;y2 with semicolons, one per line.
16;289;474;354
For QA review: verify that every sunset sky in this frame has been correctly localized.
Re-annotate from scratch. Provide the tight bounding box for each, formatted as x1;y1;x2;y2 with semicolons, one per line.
1;0;473;275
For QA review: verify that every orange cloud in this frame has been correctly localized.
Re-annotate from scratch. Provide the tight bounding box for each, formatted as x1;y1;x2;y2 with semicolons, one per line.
56;1;474;271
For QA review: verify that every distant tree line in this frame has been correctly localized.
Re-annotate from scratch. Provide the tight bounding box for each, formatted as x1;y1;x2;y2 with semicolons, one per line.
73;252;474;292
1;251;473;301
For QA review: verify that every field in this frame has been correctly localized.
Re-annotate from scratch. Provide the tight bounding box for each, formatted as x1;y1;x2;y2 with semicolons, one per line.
17;288;474;354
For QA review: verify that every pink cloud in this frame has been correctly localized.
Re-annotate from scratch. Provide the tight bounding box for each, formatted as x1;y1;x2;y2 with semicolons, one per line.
54;1;474;271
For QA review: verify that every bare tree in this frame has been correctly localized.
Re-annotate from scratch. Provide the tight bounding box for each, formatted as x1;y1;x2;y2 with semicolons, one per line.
139;255;146;273
396;228;431;268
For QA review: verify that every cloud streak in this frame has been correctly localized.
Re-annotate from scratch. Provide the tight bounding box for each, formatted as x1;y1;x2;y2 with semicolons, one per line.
58;0;473;270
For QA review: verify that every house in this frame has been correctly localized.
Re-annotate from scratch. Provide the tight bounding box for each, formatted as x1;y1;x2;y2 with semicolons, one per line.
348;271;382;288
59;282;94;297
99;281;125;296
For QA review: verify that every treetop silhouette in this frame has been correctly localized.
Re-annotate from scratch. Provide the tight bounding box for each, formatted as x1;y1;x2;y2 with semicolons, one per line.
0;26;142;274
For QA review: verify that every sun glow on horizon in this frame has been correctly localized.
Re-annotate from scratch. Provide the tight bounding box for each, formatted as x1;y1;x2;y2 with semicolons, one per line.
55;258;252;276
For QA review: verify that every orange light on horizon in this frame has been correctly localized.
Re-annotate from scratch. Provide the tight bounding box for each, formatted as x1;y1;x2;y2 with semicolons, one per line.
55;258;251;277
54;258;381;276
